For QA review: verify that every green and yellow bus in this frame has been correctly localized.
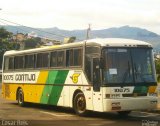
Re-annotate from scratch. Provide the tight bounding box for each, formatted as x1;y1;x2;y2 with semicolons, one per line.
1;38;158;116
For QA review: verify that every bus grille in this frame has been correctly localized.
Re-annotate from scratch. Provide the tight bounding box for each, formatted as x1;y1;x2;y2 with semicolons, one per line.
122;93;147;97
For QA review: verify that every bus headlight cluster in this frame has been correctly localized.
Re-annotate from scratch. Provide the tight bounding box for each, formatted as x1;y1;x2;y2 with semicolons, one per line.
148;93;157;97
111;102;121;110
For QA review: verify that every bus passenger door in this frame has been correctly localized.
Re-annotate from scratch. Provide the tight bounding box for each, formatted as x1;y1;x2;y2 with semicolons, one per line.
92;58;100;91
92;58;103;111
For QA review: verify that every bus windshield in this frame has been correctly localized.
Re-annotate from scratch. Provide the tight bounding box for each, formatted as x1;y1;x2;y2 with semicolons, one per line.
102;48;156;85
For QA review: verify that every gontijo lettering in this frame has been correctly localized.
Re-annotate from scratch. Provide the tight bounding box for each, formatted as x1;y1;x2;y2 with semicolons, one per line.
15;74;36;81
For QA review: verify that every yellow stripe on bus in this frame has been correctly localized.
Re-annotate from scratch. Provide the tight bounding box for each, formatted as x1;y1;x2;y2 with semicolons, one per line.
34;71;49;103
3;83;18;100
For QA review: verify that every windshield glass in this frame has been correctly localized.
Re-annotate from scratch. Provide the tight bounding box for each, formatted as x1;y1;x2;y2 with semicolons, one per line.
102;48;156;85
132;48;155;83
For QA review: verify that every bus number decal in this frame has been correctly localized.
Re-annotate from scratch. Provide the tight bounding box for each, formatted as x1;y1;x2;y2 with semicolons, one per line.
3;75;14;81
114;88;130;93
111;87;134;94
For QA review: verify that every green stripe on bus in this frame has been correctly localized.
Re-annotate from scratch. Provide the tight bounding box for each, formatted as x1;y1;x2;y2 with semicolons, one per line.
47;71;58;84
40;71;58;104
133;86;148;93
40;70;69;105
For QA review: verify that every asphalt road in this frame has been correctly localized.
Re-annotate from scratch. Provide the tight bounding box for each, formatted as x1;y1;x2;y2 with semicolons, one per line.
0;85;160;126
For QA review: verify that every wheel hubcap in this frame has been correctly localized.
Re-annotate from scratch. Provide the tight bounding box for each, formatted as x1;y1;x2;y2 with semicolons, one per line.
18;92;23;104
77;96;85;112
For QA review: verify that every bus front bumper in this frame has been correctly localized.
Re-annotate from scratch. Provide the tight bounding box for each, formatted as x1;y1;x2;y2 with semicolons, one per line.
103;97;158;112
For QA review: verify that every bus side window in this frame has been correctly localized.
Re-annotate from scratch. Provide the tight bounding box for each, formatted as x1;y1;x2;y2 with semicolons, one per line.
57;51;64;67
66;49;73;67
36;53;49;68
66;50;69;67
14;56;24;69
85;46;100;83
9;57;14;70
3;57;9;70
4;57;9;71
25;55;35;68
74;49;82;66
50;51;57;67
66;48;82;67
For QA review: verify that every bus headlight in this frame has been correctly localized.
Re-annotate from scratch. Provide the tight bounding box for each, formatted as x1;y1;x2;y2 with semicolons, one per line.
148;93;157;97
111;102;121;110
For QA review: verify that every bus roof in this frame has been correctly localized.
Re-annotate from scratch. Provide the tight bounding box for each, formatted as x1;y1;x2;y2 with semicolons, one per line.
4;38;152;56
87;38;152;47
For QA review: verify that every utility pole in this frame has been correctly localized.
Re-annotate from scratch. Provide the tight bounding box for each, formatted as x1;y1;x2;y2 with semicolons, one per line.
86;24;91;40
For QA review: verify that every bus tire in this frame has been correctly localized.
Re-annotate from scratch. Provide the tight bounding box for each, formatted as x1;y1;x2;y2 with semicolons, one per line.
118;111;131;116
73;92;87;116
17;88;25;107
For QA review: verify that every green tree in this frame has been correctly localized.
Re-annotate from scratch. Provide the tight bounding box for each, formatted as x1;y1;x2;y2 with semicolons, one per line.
23;37;41;49
68;36;76;43
0;27;12;39
155;59;160;82
0;27;20;68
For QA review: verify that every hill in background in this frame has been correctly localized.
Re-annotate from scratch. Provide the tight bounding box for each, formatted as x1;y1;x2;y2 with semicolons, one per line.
1;25;160;50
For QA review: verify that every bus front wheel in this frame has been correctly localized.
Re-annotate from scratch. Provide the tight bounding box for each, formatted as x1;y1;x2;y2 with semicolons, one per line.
73;92;87;116
17;89;25;106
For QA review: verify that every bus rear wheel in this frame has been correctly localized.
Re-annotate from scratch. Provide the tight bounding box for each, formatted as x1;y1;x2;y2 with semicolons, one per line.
73;92;87;116
17;89;25;107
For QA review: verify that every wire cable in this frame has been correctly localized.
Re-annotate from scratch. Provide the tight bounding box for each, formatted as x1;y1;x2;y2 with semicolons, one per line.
0;18;82;41
0;18;65;37
0;20;59;41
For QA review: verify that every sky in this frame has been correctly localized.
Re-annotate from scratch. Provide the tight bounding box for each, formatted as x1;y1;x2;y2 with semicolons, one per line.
0;0;160;34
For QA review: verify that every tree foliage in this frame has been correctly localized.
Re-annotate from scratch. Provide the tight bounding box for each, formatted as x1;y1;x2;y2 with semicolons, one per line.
0;27;20;68
68;36;76;43
155;59;160;82
0;27;12;39
155;59;160;74
23;37;41;49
